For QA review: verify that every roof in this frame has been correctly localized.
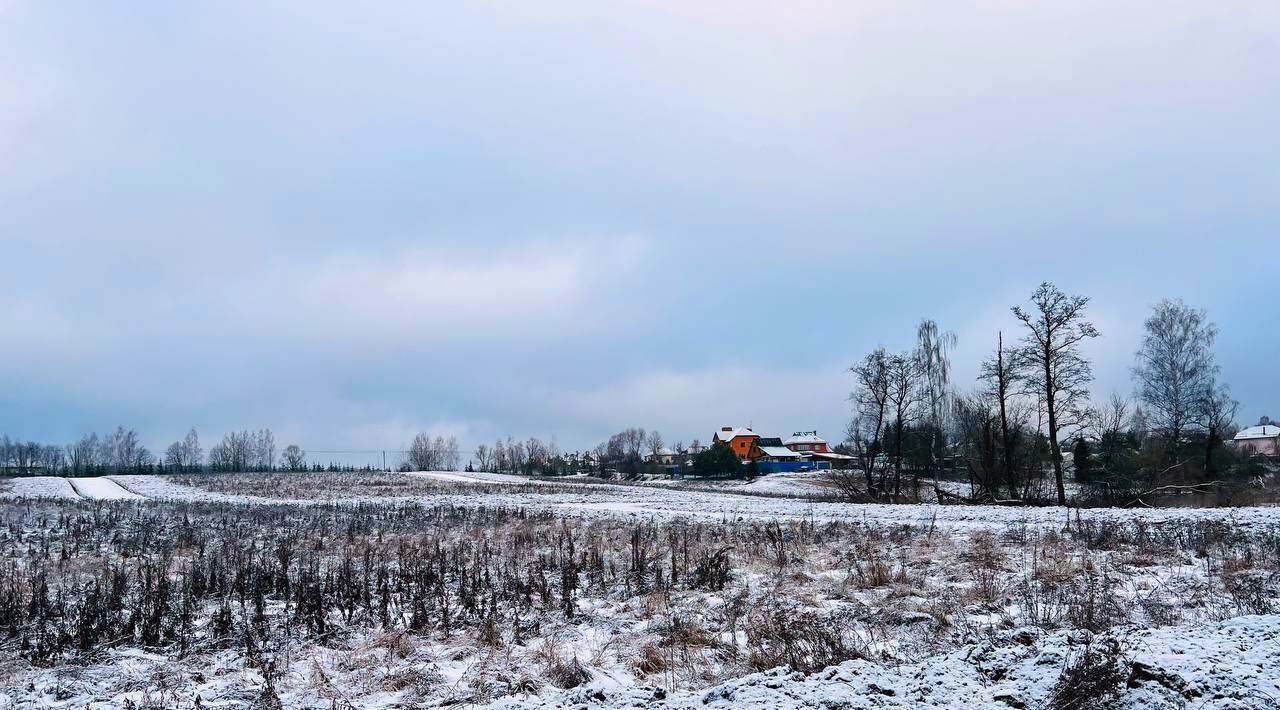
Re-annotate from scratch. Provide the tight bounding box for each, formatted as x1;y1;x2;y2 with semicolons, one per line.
713;426;757;441
1235;425;1280;440
784;432;827;445
758;446;802;459
811;451;857;460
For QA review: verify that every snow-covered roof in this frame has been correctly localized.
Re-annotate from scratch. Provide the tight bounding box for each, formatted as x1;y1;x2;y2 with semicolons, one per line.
713;426;757;441
758;446;802;459
784;432;827;445
811;451;856;460
1235;425;1280;440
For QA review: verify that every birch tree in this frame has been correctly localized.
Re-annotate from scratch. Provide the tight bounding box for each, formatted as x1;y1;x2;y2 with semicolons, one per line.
1131;299;1220;460
916;318;957;479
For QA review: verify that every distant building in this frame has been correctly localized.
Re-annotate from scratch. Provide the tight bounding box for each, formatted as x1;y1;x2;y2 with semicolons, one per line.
713;426;760;462
643;447;678;466
783;431;830;454
785;430;855;469
753;437;803;461
1233;423;1280;457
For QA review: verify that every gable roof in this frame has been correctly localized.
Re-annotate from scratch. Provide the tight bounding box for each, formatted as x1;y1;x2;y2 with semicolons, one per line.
1235;425;1280;440
713;426;757;441
784;432;827;445
758;446;802;459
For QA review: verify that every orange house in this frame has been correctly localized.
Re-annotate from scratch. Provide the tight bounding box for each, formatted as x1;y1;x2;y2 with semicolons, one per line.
712;426;759;461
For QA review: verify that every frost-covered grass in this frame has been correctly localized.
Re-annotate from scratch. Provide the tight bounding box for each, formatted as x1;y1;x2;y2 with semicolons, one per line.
166;471;611;500
105;471;1280;535
0;493;1277;709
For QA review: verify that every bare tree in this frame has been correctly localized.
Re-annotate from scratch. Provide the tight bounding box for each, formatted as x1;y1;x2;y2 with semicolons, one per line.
1197;380;1238;474
164;427;204;472
525;437;548;474
507;437;527;475
66;433;101;473
1012;282;1100;505
253;429;276;471
953;392;1001;498
487;439;501;472
1131;299;1220;459
849;348;892;494
181;428;202;469
1083;393;1141;502
884;351;925;498
164;441;185;469
102;426;152;472
591;442;608;476
408;433;459;471
38;444;64;473
646;430;665;460
978;331;1024;498
1089;394;1131;444
8;439;34;472
473;443;491;472
281;444;307;471
209;431;254;471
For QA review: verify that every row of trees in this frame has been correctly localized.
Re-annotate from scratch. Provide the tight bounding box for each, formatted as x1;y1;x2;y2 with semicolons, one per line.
404;434;462;472
470;436;569;476
0;428;308;476
845;283;1251;505
465;428;715;479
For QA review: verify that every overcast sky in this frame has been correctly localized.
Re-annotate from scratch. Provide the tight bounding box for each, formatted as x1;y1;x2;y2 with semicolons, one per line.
2;2;1277;458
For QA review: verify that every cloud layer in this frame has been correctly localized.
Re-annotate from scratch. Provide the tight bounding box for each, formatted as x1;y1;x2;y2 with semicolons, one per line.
2;2;1277;451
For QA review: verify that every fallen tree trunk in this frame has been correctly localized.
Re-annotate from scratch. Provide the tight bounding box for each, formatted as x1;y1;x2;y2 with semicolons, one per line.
934;487;1029;506
1124;480;1224;509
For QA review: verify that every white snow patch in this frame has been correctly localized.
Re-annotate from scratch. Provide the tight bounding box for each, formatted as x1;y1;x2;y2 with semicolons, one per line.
66;477;145;500
0;476;80;500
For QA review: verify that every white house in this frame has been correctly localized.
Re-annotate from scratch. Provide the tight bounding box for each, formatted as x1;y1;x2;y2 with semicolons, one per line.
1233;423;1280;457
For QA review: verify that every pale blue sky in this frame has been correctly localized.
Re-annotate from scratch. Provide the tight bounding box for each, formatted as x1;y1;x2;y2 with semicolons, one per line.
2;2;1277;454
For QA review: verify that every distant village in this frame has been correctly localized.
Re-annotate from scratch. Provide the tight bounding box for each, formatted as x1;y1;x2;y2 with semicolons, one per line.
640;426;857;476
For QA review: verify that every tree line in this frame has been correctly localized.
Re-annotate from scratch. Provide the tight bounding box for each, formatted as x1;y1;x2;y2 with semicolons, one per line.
841;282;1261;506
0;428;311;476
465;428;739;479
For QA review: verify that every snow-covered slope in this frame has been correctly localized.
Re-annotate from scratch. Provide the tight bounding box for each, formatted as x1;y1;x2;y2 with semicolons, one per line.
66;477;145;500
0;476;80;499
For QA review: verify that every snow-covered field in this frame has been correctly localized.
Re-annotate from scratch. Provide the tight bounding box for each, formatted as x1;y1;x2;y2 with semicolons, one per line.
1;475;80;499
83;470;1280;532
494;615;1280;709
1;471;1278;709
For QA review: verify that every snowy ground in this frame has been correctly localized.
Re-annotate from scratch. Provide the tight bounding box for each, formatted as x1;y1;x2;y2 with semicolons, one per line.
492;615;1280;709
1;471;1278;709
48;471;1280;532
66;476;146;500
1;475;80;499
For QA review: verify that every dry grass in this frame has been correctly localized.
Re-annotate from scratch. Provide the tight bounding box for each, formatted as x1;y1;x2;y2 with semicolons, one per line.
0;495;1276;706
